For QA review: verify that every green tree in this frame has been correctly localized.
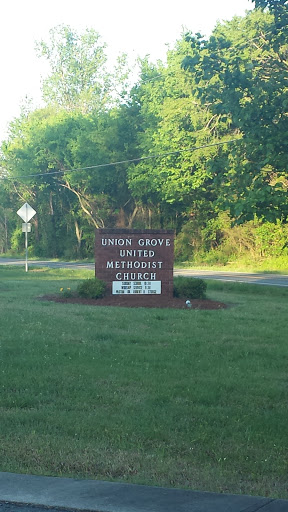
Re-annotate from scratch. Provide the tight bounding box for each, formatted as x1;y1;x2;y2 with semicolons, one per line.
251;0;287;11
0;178;15;254
251;0;288;47
1;22;140;257
36;25;111;112
183;9;288;223
1;103;141;257
128;39;236;230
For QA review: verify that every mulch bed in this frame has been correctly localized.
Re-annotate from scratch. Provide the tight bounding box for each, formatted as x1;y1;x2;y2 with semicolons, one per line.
41;294;227;310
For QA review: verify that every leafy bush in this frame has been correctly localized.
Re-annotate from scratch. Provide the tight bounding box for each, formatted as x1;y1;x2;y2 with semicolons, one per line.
77;278;106;299
173;276;207;299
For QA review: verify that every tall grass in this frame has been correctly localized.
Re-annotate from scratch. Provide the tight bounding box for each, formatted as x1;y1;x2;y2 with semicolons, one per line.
0;266;287;498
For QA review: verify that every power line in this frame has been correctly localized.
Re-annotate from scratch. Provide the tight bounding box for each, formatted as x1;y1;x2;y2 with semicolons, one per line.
0;25;273;182
1;138;240;181
139;74;163;85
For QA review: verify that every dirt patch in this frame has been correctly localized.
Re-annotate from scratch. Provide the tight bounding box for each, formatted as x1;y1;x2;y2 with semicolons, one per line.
40;294;227;310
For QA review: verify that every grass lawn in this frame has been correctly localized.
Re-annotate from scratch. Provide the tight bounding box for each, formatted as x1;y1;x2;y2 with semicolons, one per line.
175;255;288;274
0;265;287;499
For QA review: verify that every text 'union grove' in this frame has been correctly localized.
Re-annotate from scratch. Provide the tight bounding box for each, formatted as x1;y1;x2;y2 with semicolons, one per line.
101;238;171;247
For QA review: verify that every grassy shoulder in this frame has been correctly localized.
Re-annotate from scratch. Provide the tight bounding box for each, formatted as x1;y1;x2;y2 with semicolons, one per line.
0;266;287;499
175;255;288;274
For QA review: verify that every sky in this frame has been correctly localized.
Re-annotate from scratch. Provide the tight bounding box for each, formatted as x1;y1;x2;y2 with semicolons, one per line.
0;0;253;143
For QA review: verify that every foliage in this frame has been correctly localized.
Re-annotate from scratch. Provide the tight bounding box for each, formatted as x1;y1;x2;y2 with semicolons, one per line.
252;0;287;7
1;10;288;263
36;25;109;112
1;104;140;257
251;0;288;28
0;181;15;254
0;24;140;259
127;43;235;231
76;277;106;299
174;212;228;262
182;9;288;223
175;213;288;264
173;276;207;299
10;227;23;255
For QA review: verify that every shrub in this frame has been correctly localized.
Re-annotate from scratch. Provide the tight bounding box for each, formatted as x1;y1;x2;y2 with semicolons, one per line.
77;278;106;299
173;276;207;299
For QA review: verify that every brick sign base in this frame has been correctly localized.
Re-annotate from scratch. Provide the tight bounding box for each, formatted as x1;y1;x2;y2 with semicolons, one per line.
95;229;174;297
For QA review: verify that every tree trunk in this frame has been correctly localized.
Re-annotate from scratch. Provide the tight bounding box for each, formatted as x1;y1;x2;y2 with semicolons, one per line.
74;219;83;254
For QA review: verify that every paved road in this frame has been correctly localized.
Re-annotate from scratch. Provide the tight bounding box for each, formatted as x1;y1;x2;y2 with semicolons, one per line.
0;503;69;512
1;258;288;287
174;268;288;287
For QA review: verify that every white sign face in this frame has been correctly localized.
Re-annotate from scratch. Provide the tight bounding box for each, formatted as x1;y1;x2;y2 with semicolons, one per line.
112;281;161;295
22;223;31;233
17;203;36;222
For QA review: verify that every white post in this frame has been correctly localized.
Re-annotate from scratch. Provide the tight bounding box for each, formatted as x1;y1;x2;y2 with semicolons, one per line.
25;226;28;272
25;203;28;272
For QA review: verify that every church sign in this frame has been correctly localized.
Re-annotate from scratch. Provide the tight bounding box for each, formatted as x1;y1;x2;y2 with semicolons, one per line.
95;229;174;297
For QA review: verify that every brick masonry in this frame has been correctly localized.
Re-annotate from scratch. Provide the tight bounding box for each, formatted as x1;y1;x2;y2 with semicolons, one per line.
95;228;175;297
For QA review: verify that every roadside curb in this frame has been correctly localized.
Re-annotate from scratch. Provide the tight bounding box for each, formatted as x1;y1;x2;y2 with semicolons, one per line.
1;472;288;512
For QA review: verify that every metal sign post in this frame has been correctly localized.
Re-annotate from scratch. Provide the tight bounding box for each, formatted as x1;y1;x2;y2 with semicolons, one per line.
22;223;31;272
17;203;36;272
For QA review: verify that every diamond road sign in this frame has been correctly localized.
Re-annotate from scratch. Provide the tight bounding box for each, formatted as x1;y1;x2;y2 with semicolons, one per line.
17;203;36;222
